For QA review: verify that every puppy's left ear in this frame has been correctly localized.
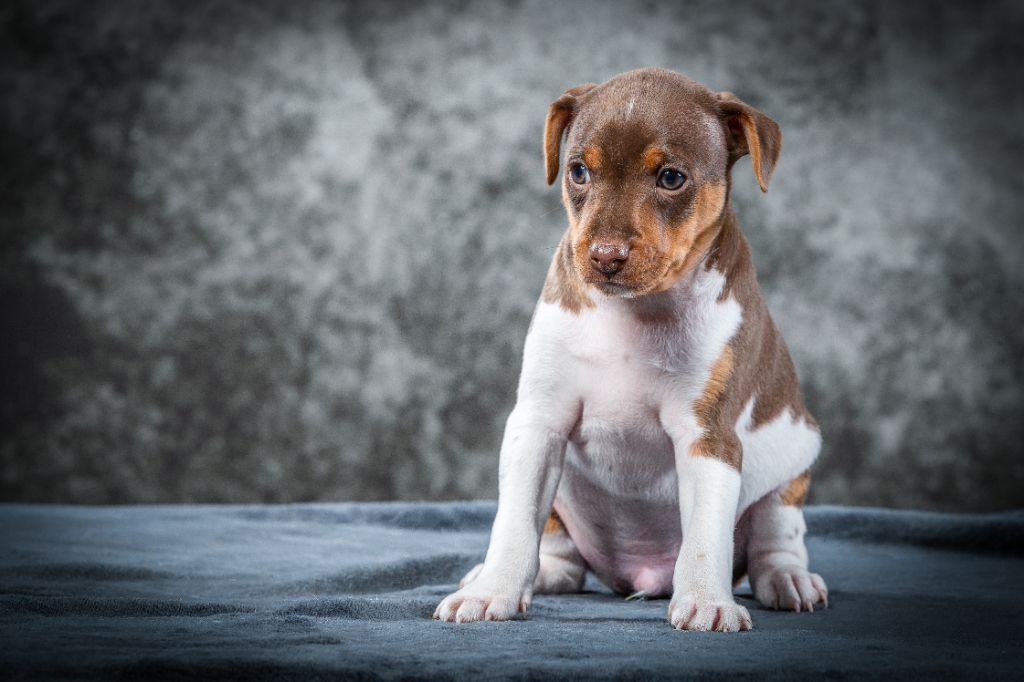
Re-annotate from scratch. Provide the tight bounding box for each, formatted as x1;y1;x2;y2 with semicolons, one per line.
717;92;782;193
544;83;596;185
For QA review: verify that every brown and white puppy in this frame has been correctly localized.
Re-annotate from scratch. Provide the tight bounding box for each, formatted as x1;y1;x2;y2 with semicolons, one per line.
434;68;826;632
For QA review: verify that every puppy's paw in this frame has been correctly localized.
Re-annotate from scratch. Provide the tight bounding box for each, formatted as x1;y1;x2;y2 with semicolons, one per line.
752;565;828;612
433;588;529;623
533;555;585;595
668;593;752;632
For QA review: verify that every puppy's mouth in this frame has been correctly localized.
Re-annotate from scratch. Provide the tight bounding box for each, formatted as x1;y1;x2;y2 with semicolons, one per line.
581;259;674;298
592;279;636;297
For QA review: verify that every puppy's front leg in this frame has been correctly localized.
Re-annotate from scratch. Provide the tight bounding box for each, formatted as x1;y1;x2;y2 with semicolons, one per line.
434;406;568;622
668;440;752;632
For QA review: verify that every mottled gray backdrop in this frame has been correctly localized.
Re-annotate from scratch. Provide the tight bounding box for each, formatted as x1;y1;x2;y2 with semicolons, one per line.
2;1;1022;510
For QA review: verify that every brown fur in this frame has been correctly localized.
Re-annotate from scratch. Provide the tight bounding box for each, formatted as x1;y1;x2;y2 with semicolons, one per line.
642;145;666;173
541;232;593;313
717;91;782;193
690;345;738;465
543;509;566;534
582;146;604;171
706;212;817;433
544;83;597;185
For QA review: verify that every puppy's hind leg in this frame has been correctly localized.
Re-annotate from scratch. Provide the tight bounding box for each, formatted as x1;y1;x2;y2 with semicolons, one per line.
533;510;587;594
460;510;586;595
746;471;828;612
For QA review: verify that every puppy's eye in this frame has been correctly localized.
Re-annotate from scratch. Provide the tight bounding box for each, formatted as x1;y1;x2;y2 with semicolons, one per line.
657;168;687;191
569;163;590;185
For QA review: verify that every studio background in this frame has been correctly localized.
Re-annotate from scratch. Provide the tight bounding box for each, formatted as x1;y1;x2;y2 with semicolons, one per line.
2;0;1021;511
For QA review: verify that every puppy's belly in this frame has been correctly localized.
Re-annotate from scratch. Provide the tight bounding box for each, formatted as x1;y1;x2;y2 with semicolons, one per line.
555;418;682;597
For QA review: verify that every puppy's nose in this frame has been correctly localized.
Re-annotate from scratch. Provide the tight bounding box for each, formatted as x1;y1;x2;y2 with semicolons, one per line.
589;242;630;276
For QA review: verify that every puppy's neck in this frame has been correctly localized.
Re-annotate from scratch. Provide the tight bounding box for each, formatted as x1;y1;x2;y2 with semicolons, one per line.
700;206;751;296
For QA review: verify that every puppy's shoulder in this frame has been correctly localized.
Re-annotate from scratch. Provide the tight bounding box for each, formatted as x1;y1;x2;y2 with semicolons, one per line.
708;219;816;431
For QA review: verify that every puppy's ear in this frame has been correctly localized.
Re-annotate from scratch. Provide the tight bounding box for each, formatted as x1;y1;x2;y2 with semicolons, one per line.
544;83;596;185
717;92;782;193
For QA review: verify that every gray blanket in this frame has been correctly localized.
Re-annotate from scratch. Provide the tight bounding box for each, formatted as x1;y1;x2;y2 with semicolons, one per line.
1;503;1021;680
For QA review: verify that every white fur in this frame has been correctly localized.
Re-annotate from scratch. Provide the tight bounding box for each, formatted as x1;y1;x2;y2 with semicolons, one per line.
736;399;821;512
668;456;752;631
701;114;726;148
673;456;740;597
434;301;581;622
434;412;568;621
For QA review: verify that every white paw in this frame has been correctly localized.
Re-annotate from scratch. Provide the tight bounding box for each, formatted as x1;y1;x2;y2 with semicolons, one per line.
433;586;529;623
753;565;828;612
668;593;752;632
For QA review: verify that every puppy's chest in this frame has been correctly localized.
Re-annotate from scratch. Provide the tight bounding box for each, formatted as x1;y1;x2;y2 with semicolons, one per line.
569;327;677;430
563;300;730;482
565;280;737;409
569;344;673;467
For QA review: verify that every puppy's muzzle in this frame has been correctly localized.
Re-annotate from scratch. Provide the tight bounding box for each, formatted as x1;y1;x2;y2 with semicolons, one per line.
589;242;630;277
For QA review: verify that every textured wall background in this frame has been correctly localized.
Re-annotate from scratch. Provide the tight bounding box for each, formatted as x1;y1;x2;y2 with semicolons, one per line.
1;0;1022;510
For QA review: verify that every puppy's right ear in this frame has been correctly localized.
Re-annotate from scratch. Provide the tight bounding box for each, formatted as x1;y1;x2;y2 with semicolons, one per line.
544;83;596;185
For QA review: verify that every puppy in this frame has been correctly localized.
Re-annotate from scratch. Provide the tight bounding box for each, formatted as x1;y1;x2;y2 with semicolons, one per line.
434;68;826;632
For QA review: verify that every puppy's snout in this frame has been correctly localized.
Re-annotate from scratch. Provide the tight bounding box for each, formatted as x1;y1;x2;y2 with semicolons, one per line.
589;242;630;276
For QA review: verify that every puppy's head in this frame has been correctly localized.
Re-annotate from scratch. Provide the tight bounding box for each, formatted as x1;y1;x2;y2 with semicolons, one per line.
545;68;781;296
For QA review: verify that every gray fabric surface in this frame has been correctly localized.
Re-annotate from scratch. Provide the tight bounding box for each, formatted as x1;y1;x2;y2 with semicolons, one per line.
1;503;1022;680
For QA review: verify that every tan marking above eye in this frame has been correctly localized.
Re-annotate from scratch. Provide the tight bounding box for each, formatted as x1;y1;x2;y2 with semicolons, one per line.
642;145;666;173
582;146;604;171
